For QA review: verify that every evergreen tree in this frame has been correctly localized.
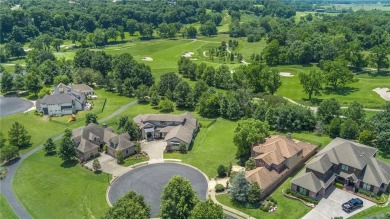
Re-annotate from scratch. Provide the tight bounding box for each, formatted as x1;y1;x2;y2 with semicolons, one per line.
230;171;250;203
248;182;262;205
43;138;56;155
8;122;31;149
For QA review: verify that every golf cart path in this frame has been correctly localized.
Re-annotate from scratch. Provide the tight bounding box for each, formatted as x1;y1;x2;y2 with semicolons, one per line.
0;100;138;219
283;97;384;112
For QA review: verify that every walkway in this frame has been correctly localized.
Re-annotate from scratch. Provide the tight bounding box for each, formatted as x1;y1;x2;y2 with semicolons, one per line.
0;100;138;219
283;97;384;113
84;153;132;178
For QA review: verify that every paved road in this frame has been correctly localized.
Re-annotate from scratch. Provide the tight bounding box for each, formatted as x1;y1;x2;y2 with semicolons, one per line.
0;100;138;219
108;162;208;217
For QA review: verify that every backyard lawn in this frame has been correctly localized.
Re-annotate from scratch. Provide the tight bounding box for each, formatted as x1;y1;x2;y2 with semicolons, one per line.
13;150;110;219
164;118;238;178
0;194;18;219
0;89;133;154
216;173;311;219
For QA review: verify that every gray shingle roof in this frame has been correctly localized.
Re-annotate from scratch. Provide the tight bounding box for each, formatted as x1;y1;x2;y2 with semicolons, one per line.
361;158;390;187
164;125;194;144
291;172;323;193
306;154;333;174
70;84;93;93
40;93;73;104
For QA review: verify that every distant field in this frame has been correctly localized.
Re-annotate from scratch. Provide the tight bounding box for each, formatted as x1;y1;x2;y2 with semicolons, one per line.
332;3;390;11
275;65;390;109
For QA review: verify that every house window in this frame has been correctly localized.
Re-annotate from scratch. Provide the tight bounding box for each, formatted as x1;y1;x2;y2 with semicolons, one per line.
341;164;349;171
299;187;307;195
126;150;128;154
363;183;371;191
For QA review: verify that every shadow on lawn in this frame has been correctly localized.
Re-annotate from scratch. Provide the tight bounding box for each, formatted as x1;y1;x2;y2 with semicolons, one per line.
323;86;359;96
60;160;78;168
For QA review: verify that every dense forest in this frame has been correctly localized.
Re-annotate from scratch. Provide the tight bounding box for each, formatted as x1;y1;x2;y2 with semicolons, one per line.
1;0;390;157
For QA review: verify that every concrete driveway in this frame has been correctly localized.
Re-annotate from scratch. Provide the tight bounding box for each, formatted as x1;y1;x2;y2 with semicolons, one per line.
84;153;131;178
303;187;376;219
141;140;166;163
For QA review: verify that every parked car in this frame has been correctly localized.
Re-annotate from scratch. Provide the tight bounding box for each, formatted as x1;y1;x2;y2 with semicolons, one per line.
342;198;363;212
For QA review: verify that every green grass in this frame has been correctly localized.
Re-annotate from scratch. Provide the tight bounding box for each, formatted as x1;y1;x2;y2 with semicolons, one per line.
349;205;390;218
0;89;133;154
13;150;110;219
275;65;390;109
0;194;18;219
164;118;237;178
216;172;311;219
122;156;149;167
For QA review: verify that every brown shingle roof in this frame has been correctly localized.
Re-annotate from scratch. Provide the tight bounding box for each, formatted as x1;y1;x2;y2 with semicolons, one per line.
246;167;282;190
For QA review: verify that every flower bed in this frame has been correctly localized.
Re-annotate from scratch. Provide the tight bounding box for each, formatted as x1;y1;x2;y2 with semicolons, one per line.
283;189;317;208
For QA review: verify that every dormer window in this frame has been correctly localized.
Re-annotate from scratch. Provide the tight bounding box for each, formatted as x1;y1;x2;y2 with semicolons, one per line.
341;164;349;171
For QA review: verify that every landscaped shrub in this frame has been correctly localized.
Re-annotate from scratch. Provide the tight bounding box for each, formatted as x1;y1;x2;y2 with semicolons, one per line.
245;157;256;170
217;165;227;178
215;184;225;193
288;190;319;204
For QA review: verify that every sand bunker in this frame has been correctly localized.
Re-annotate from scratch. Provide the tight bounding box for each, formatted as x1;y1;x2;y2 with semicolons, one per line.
279;72;294;77
182;51;194;58
373;88;390;101
142;57;153;61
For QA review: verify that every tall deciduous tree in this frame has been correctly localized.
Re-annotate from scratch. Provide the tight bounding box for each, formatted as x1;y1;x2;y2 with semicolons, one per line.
85;113;98;125
8;122;31;149
174;81;192;108
344;101;365;123
160;176;198;219
264;69;281;95
58;133;76;162
1;71;13;92
340;119;359;140
190;200;224;219
317;98;341;124
157;72;181;96
102;191;150;219
368;45;390;74
321;59;353;90
25;73;42;96
233;118;269;160
298;68;323;100
230;171;250;203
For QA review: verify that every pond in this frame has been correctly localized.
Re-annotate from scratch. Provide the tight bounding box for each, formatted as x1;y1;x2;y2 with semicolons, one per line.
0;96;34;117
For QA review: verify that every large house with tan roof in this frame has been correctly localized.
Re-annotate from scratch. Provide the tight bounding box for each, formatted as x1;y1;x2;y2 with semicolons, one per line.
133;112;198;150
71;123;135;161
246;135;317;198
291;138;390;198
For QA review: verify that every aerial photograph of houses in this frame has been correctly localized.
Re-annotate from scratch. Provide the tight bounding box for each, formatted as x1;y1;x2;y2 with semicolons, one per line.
1;0;390;219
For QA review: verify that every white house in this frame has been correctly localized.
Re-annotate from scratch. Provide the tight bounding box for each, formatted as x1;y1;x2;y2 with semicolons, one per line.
36;83;86;116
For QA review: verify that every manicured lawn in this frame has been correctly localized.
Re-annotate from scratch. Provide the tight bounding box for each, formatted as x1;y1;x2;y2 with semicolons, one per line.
164;118;237;178
122;156;149;167
0;89;133;154
13;150;110;219
349;205;390;219
216;173;311;219
0;194;18;219
275;65;390;109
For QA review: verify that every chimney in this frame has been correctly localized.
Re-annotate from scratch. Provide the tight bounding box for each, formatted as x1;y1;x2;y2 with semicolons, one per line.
287;133;292;139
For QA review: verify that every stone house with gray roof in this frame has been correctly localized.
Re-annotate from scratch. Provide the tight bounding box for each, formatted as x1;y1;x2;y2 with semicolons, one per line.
36;83;86;116
72;123;135;162
133;112;198;150
291;138;390;198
